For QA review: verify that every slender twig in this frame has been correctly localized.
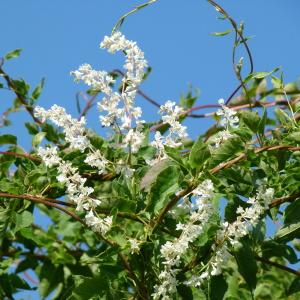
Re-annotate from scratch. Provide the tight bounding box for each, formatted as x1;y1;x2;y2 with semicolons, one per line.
151;99;290;132
210;145;300;174
0;151;40;162
0;66;42;125
0;192;74;207
151;185;196;232
269;191;300;208
0;192;150;226
77;92;99;120
207;0;254;105
255;255;300;277
0;192;84;224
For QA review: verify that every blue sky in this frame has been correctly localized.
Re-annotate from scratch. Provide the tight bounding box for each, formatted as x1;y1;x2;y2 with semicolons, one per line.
1;1;300;299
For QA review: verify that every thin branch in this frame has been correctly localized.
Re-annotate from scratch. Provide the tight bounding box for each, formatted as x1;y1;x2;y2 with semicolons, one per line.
0;66;42;125
0;151;41;162
0;192;74;207
207;0;254;105
0;192;84;224
269;191;300;208
210;145;300;174
255;255;300;277
150;99;290;132
0;192;151;226
77;92;99;120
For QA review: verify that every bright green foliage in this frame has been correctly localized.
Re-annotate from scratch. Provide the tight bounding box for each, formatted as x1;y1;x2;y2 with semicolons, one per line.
1;2;300;300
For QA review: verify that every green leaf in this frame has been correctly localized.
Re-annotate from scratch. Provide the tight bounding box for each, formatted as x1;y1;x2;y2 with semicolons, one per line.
11;79;30;97
14;211;34;233
275;222;300;241
288;278;300;296
234;238;257;292
25;122;40;135
31;78;45;101
211;29;232;36
240;110;260;133
189;137;210;169
244;67;280;83
71;275;108;300
32;131;46;147
210;274;228;300
148;165;181;214
0;134;17;145
261;241;298;264
209;137;244;167
41;123;61;143
38;263;64;299
5;49;22;60
286;132;300;143
284;199;300;225
257;109;267;135
140;159;173;190
275;108;291;126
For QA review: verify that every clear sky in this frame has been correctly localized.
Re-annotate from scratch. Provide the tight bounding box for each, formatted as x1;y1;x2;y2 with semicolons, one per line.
1;1;300;299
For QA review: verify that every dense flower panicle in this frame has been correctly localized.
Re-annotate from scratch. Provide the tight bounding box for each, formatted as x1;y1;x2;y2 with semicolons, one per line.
37;144;112;235
84;150;108;175
216;98;239;129
185;184;274;287
100;31;147;88
85;210;113;235
153;180;215;299
71;64;115;94
34;104;109;173
37;146;60;167
150;101;188;165
152;269;179;300
71;32;147;154
209;98;240;148
34;104;90;151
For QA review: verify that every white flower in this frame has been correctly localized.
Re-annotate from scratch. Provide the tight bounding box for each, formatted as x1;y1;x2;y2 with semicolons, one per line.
71;64;114;94
84;150;108;174
212;130;233;148
37;146;60;167
185;184;273;287
34;105;90;151
150;100;188;164
85;210;113;235
128;238;140;254
216;98;239;129
156;180;215;298
122;128;145;153
72;32;147;153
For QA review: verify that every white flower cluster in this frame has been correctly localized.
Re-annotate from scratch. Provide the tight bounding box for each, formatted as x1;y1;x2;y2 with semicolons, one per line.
34;105;108;175
150;101;188;165
185;184;274;288
34;105;89;151
216;99;239;129
37;145;112;235
71;32;148;153
212;98;239;148
153;180;215;300
128;238;140;254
